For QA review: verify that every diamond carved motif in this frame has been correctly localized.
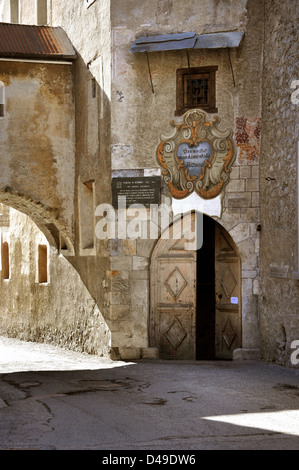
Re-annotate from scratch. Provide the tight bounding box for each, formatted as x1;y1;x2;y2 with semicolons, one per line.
164;268;187;301
164;318;187;350
221;267;237;299
222;318;237;349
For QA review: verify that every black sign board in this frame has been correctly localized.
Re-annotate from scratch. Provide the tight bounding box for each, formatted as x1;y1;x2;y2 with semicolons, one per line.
112;176;161;208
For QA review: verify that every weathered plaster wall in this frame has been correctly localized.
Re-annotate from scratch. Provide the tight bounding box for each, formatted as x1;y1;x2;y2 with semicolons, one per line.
0;1;114;356
113;3;233;169
0;1;10;22
107;0;263;357
49;0;114;333
0;207;110;356
260;0;299;367
111;0;262;168
50;0;112;181
0;61;75;246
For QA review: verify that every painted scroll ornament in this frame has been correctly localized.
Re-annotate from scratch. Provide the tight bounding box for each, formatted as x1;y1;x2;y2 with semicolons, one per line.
157;110;236;199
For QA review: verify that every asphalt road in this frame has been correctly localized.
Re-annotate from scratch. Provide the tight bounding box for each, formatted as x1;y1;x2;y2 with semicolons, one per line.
0;335;299;451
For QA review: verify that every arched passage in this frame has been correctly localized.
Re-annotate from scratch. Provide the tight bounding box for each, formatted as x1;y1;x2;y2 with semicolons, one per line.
0;201;110;357
150;212;242;360
0;189;74;253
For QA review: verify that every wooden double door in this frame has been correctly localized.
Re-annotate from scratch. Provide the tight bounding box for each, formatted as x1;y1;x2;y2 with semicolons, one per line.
150;214;241;360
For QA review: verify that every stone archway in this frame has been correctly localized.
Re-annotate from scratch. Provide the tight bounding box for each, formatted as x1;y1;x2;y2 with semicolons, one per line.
0;189;74;254
150;212;242;360
0;197;111;357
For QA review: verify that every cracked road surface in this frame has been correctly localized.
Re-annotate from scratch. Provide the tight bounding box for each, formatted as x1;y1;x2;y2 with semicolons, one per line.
0;336;299;450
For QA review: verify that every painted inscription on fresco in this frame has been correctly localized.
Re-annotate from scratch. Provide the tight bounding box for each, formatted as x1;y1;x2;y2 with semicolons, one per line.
177;141;212;178
156;110;236;199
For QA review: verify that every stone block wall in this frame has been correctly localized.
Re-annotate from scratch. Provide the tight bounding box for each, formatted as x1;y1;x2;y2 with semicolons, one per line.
108;226;156;358
221;162;261;351
259;0;299;367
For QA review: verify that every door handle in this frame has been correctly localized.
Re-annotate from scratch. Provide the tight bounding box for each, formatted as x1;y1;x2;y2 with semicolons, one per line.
216;292;222;299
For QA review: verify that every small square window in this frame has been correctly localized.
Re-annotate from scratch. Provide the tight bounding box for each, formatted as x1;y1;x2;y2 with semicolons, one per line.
176;66;218;116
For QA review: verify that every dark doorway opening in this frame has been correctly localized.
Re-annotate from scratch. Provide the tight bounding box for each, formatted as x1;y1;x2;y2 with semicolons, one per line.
196;214;216;359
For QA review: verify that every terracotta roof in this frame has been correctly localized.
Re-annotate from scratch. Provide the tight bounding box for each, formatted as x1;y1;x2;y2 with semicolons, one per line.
0;23;76;60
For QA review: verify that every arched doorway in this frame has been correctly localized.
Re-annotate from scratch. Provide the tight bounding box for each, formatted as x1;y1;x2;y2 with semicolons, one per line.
150;212;242;360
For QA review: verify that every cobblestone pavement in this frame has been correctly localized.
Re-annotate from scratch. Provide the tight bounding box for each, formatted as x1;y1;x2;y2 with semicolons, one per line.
0;336;298;450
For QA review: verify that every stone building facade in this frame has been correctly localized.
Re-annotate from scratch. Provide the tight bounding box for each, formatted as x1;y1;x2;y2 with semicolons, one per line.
259;0;299;366
0;0;297;366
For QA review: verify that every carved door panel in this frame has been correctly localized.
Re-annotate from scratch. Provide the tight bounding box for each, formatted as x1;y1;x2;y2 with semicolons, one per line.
151;256;197;359
215;224;242;359
151;214;242;360
150;224;197;359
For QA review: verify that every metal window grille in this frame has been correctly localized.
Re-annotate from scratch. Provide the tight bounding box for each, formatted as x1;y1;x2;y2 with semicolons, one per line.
185;76;209;107
176;66;217;116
